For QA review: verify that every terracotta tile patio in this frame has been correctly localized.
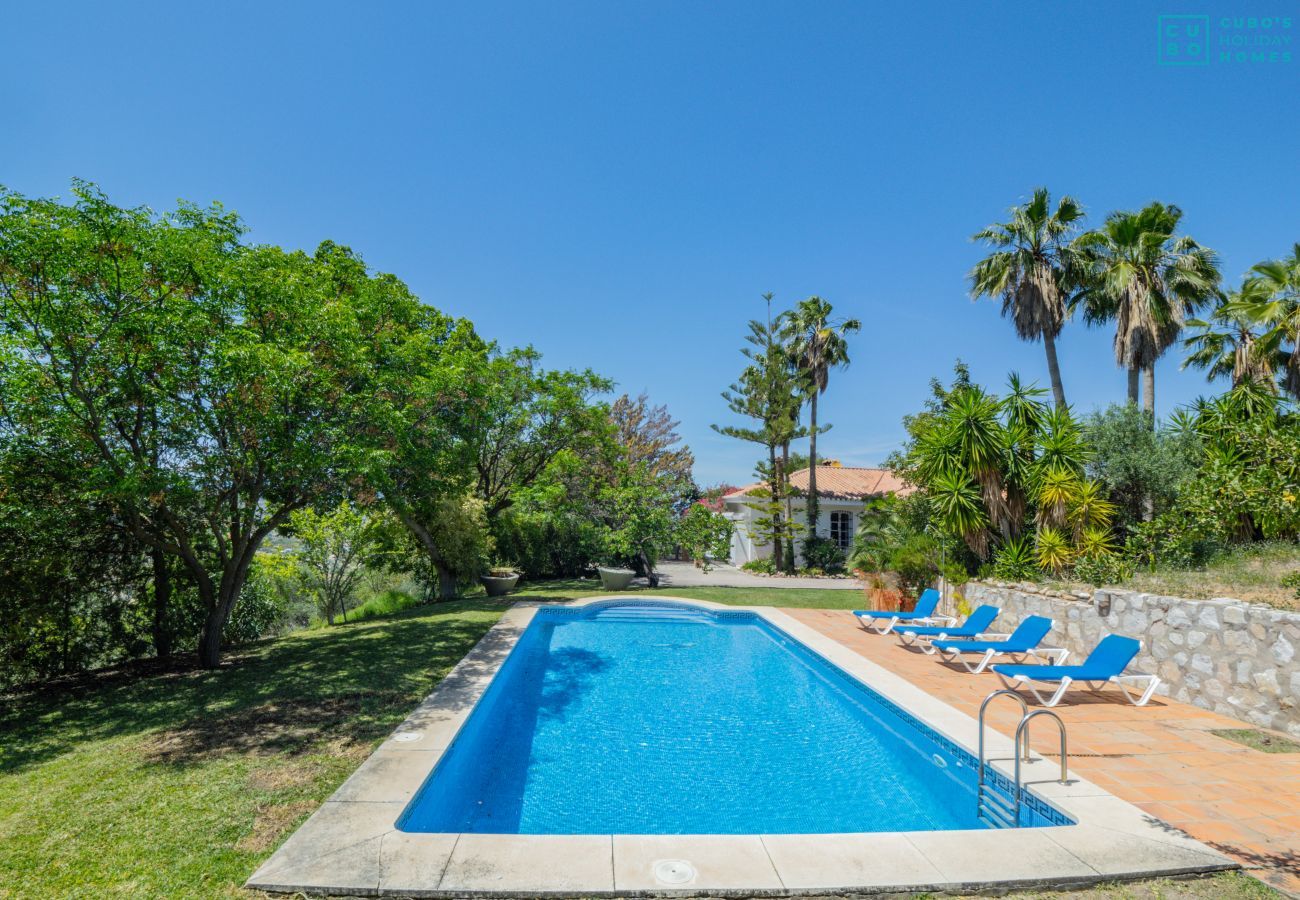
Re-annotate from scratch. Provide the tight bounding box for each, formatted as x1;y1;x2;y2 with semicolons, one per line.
785;607;1300;897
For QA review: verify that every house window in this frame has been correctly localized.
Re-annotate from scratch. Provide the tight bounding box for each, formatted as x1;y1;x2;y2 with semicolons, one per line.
830;511;853;551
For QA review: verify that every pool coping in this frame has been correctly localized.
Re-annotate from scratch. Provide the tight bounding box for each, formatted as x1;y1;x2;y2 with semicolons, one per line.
246;596;1236;897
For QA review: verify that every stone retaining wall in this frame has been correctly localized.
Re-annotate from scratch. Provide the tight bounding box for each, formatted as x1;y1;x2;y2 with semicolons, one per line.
939;581;1300;736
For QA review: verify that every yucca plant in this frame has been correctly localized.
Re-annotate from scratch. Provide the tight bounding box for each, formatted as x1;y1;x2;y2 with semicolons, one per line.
1035;468;1078;531
1076;525;1119;559
929;469;991;559
1068;480;1117;540
1034;526;1074;574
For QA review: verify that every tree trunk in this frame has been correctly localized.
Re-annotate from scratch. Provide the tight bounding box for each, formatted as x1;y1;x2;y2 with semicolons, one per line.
1142;364;1156;418
392;505;459;601
780;441;796;573
150;548;172;660
435;562;458;600
768;444;784;572
198;601;228;668
806;392;819;544
1127;366;1140;405
1043;331;1067;409
1141;364;1156;519
194;528;269;667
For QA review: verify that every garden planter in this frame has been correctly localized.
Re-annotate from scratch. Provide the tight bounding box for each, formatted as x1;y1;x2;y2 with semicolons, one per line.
479;573;520;597
596;566;636;590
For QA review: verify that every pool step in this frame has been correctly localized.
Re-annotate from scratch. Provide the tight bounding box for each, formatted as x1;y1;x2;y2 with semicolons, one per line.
977;783;1018;828
587;608;716;624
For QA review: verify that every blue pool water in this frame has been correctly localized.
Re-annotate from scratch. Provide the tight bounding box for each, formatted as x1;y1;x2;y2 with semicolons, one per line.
398;602;1068;834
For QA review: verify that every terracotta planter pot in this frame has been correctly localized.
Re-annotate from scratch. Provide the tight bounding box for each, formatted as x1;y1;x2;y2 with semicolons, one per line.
479;573;520;597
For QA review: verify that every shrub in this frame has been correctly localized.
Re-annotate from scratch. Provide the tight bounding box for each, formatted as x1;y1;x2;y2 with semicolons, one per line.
1282;571;1300;601
991;537;1039;581
801;535;846;574
740;558;776;574
491;510;605;580
1073;553;1134;588
222;566;288;644
676;505;733;571
348;589;420;623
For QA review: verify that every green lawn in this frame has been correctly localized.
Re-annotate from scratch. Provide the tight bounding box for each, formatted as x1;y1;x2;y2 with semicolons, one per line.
517;577;869;609
0;584;1274;899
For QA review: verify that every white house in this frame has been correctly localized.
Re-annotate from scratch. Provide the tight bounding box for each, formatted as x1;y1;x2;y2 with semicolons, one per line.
721;464;912;567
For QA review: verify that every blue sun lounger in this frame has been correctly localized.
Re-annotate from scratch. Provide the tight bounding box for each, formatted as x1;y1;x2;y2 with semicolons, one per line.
930;615;1065;673
993;634;1161;707
853;588;951;634
892;604;1000;653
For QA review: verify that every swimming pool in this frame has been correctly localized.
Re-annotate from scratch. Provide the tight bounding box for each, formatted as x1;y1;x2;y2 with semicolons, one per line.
398;601;1069;834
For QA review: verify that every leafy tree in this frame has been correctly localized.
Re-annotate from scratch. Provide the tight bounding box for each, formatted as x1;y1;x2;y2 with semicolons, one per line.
676;504;734;571
1072;202;1220;414
470;348;610;518
352;296;489;600
607;392;695;486
778;296;860;545
599;461;678;574
1131;383;1300;563
1083;404;1199;527
0;184;398;667
0;437;147;686
848;494;957;596
969;188;1083;408
288;501;389;625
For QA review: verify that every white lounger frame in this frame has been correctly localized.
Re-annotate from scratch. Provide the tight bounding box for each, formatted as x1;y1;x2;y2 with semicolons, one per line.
898;627;996;654
857;612;956;635
996;671;1163;708
937;639;1070;674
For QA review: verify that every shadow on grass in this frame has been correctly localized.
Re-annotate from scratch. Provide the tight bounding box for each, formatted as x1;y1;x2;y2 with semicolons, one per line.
0;597;524;775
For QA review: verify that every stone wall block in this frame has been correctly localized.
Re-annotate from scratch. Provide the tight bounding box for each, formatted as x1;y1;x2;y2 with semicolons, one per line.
962;580;1300;734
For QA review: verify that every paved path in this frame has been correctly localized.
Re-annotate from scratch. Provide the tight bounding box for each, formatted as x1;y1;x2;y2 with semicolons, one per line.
785;607;1300;897
653;560;861;590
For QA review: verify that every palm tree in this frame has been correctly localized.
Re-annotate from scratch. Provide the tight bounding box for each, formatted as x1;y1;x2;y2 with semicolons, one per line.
969;188;1083;408
1183;284;1280;388
1226;244;1300;399
778;296;861;544
1072;202;1220;415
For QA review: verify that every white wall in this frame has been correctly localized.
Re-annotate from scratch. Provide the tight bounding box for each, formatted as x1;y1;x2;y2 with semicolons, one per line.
723;498;863;566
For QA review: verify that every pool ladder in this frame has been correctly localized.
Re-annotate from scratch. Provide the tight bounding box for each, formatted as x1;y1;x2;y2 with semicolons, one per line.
976;689;1069;828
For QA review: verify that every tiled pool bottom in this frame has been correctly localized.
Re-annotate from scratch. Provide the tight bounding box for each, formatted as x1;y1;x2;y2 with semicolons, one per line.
399;603;1066;834
247;597;1236;897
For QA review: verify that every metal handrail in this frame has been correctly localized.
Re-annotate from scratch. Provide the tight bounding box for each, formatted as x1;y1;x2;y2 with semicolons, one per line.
1012;709;1070;825
977;689;1030;790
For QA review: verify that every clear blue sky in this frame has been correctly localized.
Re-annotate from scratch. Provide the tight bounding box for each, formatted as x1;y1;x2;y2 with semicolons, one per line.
4;1;1296;486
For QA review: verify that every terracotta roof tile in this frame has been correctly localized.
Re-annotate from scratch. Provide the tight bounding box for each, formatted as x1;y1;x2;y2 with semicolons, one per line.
724;466;912;500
